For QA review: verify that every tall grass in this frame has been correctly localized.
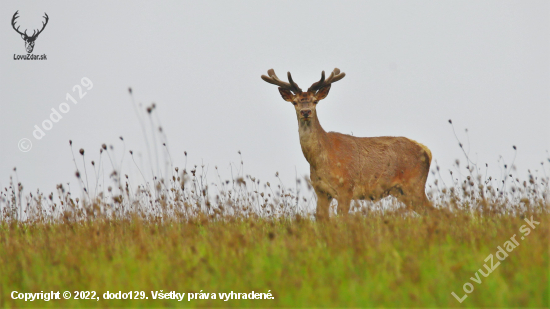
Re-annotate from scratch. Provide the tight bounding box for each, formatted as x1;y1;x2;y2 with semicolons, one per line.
0;94;548;307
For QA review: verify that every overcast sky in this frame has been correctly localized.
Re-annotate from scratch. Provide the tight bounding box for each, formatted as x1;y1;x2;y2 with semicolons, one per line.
1;1;548;197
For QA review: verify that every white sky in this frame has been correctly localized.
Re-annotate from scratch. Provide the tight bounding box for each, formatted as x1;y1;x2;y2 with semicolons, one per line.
1;1;548;196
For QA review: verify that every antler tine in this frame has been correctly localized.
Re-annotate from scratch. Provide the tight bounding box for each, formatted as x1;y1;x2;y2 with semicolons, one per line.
11;11;25;36
325;68;345;84
261;69;302;94
307;71;325;92
32;13;49;38
308;68;345;93
287;72;302;93
261;69;287;87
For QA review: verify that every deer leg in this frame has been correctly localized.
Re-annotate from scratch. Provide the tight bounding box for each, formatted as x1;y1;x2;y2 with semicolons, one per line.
399;188;433;215
336;194;352;217
417;192;434;213
315;190;332;221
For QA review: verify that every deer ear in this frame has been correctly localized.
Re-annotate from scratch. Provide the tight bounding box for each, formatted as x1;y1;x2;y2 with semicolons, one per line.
315;85;331;101
278;88;294;102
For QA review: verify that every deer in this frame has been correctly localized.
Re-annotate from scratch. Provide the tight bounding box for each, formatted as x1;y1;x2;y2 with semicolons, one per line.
261;68;433;219
11;11;49;54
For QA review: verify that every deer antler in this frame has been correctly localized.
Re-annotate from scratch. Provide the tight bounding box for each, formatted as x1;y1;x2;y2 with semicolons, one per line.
30;13;49;38
261;69;302;94
11;11;26;36
308;68;346;93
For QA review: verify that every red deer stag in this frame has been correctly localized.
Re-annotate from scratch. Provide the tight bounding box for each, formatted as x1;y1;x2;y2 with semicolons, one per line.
261;68;433;219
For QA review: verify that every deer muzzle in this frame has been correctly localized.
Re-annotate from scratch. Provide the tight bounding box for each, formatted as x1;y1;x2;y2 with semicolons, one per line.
300;109;312;118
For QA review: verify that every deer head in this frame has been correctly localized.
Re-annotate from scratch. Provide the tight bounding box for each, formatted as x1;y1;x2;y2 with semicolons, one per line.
12;11;49;54
261;68;346;122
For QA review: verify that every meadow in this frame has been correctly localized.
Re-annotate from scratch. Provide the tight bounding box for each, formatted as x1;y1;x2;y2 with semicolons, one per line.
1;100;548;307
0;210;547;308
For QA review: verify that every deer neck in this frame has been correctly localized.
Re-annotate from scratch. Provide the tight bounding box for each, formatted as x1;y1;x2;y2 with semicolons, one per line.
297;114;328;166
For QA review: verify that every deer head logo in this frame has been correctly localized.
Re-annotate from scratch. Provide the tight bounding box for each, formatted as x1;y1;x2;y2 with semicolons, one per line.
11;11;49;54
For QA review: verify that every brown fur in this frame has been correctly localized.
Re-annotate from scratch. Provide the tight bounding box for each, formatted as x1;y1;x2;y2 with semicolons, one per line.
262;69;433;219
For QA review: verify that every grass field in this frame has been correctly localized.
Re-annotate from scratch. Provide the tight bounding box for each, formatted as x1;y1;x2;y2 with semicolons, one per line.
1;106;548;307
0;203;548;307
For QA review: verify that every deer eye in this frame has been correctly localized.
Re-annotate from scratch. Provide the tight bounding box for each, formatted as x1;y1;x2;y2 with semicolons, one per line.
292;102;297;105
313;101;319;104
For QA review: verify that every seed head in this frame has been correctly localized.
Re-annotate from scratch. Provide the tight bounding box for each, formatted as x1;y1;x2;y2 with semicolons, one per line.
102;144;107;150
79;148;85;155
